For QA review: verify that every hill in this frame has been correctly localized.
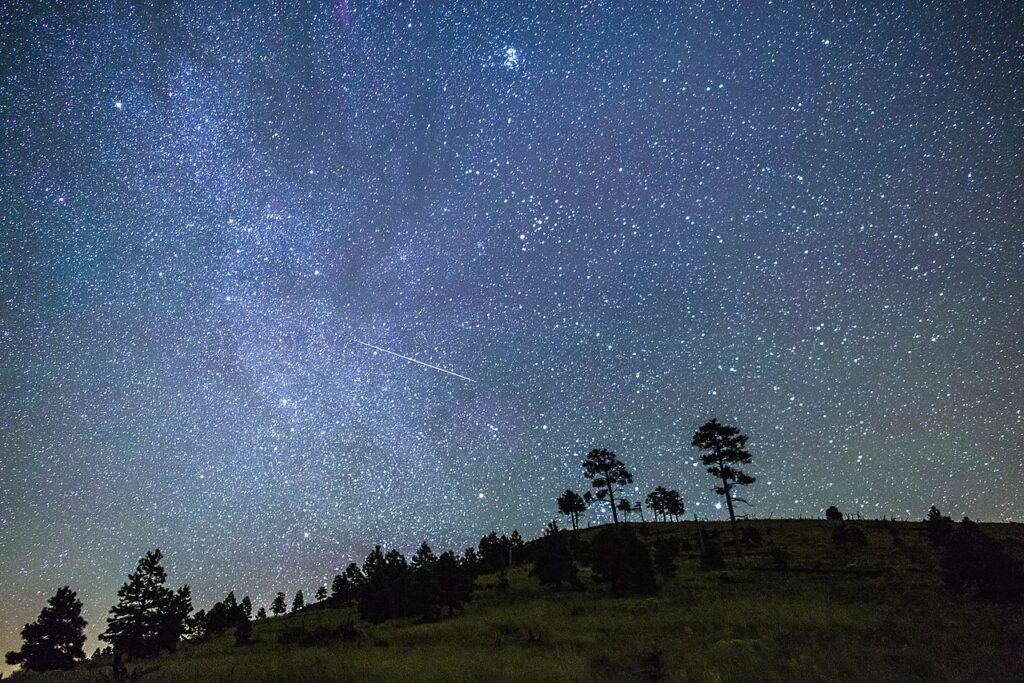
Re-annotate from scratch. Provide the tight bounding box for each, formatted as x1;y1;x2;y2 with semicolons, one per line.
7;519;1024;682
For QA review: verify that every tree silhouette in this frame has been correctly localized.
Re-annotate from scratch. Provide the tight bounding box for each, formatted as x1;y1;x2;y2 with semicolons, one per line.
589;525;657;595
315;586;328;603
926;506;955;546
255;607;267;620
692;419;755;556
100;549;192;659
825;506;844;521
358;548;412;623
411;542;441;621
616;498;636;521
646;487;669;521
240;596;252;620
557;489;588;530
5;586;87;672
664;490;684;521
233;617;252;647
582;448;633;524
291;590;304;613
434;551;474;617
532;522;580;590
270;592;287;616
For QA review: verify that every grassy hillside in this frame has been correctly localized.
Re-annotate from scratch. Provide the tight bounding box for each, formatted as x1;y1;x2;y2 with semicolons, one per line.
8;520;1024;683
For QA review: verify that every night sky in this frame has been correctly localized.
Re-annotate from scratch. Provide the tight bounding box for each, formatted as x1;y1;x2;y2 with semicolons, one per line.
2;0;1022;665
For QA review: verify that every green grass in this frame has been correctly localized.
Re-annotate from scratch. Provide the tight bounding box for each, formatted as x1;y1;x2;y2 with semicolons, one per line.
9;520;1024;682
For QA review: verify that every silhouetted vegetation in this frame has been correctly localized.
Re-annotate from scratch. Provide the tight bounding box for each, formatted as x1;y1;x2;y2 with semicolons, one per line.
692;419;755;557
5;586;87;672
589;525;657;596
825;505;844;521
556;489;588;531
926;505;955;546
652;538;680;578
291;590;305;613
532;522;581;590
582;448;633;524
646;487;684;522
270;592;287;616
940;518;1024;602
99;550;192;660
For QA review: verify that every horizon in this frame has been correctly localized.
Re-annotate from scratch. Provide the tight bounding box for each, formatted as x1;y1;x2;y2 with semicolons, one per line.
2;0;1022;676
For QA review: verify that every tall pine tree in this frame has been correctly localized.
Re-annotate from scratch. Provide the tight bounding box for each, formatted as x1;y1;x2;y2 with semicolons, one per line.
5;586;87;672
692;419;755;556
100;550;191;659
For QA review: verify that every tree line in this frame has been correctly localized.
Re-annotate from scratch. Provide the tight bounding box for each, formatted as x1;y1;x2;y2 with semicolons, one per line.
558;418;755;558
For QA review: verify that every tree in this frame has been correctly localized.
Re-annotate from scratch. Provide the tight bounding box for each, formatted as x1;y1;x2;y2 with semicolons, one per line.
411;542;440;621
926;506;955;546
692;419;755;556
315;586;328;603
255;607;267;620
663;490;684;521
434;551;474;617
646;487;669;521
291;590;304;613
233;617;252;647
357;548;412;623
616;498;636;522
532;523;580;590
100;550;192;659
5;586;87;672
825;506;844;521
589;525;657;595
270;592;287;616
557;489;588;530
239;596;252;620
582;448;633;524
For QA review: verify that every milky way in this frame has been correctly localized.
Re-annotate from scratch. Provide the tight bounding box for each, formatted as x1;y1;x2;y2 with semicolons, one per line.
1;1;1021;663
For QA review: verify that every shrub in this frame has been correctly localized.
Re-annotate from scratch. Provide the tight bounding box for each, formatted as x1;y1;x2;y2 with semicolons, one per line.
926;506;955;546
589;525;658;595
825;506;844;521
940;519;1024;602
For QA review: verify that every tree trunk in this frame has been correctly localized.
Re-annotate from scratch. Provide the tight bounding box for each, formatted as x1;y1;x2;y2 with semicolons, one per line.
723;476;740;557
607;484;619;524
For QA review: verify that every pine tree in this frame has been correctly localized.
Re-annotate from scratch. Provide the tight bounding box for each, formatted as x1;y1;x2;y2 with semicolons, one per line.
291;590;305;613
315;586;328;603
233;617;252;647
5;586;87;672
99;550;192;659
434;551;473;617
557;489;588;530
255;607;267;620
582;448;633;524
692;419;755;556
664;490;684;521
646;487;669;521
270;592;287;616
411;542;441;621
532;523;580;590
239;596;252;620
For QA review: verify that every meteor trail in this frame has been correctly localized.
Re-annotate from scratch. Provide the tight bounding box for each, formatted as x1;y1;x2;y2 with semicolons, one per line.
353;339;476;382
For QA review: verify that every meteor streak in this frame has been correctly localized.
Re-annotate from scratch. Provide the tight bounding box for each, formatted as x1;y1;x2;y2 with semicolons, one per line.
353;339;476;382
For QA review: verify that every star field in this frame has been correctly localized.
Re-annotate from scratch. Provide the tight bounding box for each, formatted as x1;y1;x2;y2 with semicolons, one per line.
1;0;1022;665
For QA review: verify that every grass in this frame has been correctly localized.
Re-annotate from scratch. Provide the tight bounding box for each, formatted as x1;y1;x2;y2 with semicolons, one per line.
8;520;1024;682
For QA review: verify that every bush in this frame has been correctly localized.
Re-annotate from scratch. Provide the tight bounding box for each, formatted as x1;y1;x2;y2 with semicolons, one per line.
589;526;658;595
926;506;955;546
825;506;844;521
940;520;1024;602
